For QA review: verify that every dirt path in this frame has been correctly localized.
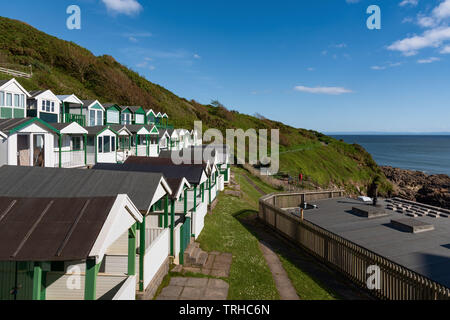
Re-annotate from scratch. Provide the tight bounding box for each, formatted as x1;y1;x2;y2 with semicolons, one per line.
242;174;266;195
239;172;370;300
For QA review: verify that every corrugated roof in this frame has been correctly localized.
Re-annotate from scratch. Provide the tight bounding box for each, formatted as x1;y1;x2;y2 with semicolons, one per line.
0;118;30;132
28;90;47;98
0;196;116;261
94;159;204;185
83;125;115;135
0;166;167;212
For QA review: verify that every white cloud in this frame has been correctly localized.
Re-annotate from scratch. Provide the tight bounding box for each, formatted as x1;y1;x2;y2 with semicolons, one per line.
417;57;440;63
332;43;347;48
432;0;450;20
417;16;436;28
399;0;418;7
388;26;450;56
440;45;450;53
402;17;414;23
371;66;386;70
101;0;143;16
307;67;315;71
193;54;201;59
294;85;353;95
346;0;360;3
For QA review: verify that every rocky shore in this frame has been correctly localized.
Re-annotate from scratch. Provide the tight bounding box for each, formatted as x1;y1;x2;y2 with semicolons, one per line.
381;166;450;209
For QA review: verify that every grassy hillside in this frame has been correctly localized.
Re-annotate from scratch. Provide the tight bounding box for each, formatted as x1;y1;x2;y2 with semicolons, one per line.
0;16;391;195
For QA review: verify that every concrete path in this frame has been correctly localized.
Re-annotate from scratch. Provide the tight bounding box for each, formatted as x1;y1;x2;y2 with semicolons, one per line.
259;241;300;300
157;277;229;300
240;174;299;300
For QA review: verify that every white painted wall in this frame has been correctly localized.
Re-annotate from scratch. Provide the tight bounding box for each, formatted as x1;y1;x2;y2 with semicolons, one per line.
112;276;136;300
0;136;8;165
193;201;207;239
96;130;117;163
7;128;55;168
142;228;169;289
45;273;130;300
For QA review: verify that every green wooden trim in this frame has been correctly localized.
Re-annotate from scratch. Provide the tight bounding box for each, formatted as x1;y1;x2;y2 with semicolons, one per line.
9;117;60;135
84;134;87;165
128;223;137;276
193;186;197;213
135;135;138;155
90;102;104;111
32;263;42;300
84;259;100;300
105;104;121;112
184;188;188;215
139;219;145;292
209;178;212;205
201;183;205;202
164;195;169;228
134;107;146;114
58;134;62;169
170;199;175;256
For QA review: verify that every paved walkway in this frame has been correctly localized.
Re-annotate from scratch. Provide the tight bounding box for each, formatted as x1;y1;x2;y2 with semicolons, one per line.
183;252;232;277
157;277;229;300
259;241;300;300
240;175;300;300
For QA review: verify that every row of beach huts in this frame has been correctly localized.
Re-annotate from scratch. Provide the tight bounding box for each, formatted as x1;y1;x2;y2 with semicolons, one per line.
0;77;232;300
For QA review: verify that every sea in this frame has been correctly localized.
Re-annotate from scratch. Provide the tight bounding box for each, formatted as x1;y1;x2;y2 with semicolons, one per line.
331;135;450;176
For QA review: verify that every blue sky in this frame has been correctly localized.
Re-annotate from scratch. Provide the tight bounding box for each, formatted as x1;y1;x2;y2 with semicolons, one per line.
2;0;450;133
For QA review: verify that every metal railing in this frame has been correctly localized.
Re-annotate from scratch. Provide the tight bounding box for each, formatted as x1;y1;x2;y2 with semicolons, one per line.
64;114;86;126
54;150;85;168
259;191;450;300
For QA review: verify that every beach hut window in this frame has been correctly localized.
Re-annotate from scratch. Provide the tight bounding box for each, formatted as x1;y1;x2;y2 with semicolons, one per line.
112;136;116;152
98;137;103;153
90;110;96;126
104;136;111;153
0;92;4;106
96;111;103;126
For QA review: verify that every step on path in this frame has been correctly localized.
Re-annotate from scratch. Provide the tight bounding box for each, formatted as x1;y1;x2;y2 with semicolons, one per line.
157;277;229;300
180;242;232;278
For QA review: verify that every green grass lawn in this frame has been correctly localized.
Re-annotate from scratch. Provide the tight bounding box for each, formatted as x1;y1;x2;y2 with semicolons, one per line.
278;255;338;300
197;191;279;300
197;167;338;300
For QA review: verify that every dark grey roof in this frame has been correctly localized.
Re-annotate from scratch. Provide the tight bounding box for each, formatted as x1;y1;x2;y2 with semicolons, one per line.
159;147;223;165
158;129;168;139
47;123;73;131
103;103;119;109
81;100;97;106
0;196;116;261
83;125;115;135
0;79;10;86
0;166;168;212
0;118;55;134
124;125;147;134
127;106;143;113
301;197;450;288
94;160;205;185
28;90;47;98
110;125;130;134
